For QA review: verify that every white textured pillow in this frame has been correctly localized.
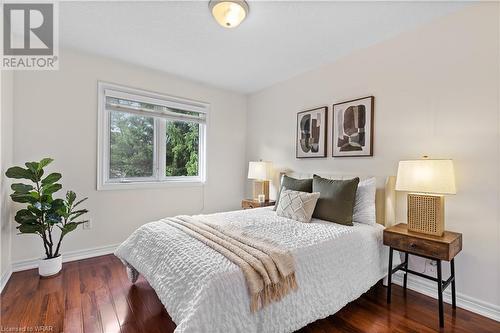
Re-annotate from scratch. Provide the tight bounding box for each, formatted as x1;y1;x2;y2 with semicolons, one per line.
352;177;376;225
276;187;320;223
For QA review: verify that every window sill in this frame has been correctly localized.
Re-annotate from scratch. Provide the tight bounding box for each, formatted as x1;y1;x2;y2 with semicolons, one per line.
97;179;205;191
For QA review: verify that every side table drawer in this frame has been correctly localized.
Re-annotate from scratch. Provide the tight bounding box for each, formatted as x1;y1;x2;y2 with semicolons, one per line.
384;233;449;260
242;200;276;210
242;201;258;209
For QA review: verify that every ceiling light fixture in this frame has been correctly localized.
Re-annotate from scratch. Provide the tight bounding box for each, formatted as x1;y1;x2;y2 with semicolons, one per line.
209;0;249;28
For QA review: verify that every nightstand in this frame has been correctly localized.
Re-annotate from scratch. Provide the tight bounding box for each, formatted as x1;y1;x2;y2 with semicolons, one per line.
241;199;276;209
383;223;462;328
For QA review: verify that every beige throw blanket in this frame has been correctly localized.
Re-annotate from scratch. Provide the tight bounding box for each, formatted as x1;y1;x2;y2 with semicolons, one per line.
164;216;298;312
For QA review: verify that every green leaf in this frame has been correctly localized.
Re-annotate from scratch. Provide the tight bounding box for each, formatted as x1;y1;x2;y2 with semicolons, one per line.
73;197;88;208
25;162;39;173
57;210;69;219
38;158;54;169
15;208;33;218
10;192;36;203
14;209;38;224
17;224;43;234
69;208;88;215
42;183;62;195
27;205;42;215
29;191;40;201
5;166;34;180
69;209;88;221
41;173;62;186
60;222;80;237
11;183;34;193
40;194;53;204
33;202;51;211
46;213;62;225
50;198;65;211
66;191;76;205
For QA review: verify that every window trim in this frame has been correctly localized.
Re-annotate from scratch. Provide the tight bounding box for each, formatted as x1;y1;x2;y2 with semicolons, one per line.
97;81;208;190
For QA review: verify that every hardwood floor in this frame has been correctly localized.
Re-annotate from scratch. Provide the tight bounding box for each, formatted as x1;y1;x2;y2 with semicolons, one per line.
1;254;499;333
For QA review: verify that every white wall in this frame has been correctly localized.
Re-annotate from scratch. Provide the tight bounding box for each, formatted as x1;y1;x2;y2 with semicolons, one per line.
247;4;500;314
11;48;247;262
1;70;14;290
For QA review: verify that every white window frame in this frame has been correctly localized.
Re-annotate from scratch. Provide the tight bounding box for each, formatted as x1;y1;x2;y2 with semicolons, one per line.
97;82;208;190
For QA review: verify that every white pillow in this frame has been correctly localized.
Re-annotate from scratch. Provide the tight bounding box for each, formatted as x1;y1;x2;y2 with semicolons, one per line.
276;187;320;223
352;177;376;225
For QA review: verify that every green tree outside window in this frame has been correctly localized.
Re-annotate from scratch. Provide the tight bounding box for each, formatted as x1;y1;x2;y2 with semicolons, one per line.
109;111;199;179
166;121;199;177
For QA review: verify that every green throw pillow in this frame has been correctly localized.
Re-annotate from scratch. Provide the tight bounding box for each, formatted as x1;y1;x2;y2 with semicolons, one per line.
312;175;360;226
274;175;313;210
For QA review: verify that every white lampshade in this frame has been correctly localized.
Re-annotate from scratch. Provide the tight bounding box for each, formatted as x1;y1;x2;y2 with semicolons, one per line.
395;159;456;195
248;161;272;180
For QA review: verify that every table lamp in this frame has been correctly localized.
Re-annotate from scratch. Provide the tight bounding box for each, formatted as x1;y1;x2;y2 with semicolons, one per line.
248;161;272;202
395;157;456;236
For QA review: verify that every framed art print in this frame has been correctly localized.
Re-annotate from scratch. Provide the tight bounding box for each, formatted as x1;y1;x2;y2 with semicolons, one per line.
332;96;374;157
296;106;327;158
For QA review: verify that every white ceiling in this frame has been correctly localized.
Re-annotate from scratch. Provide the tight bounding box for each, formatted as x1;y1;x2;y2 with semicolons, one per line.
60;1;468;94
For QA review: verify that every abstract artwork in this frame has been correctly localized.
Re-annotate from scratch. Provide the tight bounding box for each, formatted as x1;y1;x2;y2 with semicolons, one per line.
296;106;327;158
332;96;374;157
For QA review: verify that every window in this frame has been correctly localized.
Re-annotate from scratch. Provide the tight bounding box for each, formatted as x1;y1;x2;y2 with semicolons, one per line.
98;82;207;189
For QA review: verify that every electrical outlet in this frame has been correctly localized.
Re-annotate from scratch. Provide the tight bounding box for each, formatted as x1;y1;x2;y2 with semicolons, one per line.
427;259;437;274
82;219;92;230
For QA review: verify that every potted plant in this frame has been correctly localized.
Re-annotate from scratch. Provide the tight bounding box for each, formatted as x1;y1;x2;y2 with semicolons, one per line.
5;158;89;277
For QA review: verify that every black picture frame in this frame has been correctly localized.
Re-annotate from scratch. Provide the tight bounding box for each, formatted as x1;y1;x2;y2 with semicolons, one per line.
296;106;328;158
332;96;374;157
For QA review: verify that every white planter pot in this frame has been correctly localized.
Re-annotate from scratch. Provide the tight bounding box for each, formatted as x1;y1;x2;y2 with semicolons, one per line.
39;255;62;277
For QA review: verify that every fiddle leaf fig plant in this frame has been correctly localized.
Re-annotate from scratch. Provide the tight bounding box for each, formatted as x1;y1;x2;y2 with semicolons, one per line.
6;158;88;259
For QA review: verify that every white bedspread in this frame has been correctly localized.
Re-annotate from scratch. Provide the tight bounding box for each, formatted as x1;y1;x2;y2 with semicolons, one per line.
115;207;389;333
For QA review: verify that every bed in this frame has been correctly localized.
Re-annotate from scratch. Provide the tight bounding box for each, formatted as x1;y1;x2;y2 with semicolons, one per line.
115;174;397;333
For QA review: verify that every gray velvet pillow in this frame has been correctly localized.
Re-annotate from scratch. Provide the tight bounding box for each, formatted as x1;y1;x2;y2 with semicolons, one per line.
312;175;360;226
274;175;313;210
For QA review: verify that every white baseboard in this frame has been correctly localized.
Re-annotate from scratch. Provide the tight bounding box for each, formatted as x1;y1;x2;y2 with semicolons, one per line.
11;243;119;273
1;268;13;293
392;272;500;322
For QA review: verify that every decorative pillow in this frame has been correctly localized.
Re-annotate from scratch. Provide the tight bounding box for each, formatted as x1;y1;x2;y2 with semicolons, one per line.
353;177;376;225
276;187;320;223
312;175;360;226
274;175;313;210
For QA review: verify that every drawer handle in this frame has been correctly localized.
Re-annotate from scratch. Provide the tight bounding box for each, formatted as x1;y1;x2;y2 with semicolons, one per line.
409;243;417;249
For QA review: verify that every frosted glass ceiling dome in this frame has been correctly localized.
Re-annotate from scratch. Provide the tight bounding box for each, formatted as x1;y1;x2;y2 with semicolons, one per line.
209;0;249;28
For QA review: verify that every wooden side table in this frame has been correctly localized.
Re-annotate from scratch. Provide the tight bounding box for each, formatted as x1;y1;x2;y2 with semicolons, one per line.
241;199;276;209
383;223;462;328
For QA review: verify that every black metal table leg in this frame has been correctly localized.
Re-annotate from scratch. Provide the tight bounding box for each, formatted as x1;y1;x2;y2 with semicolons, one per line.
451;258;456;309
403;252;409;290
383;247;458;328
437;259;444;328
387;247;393;303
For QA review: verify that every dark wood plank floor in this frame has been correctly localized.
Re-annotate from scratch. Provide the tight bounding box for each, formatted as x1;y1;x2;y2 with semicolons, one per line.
1;255;499;333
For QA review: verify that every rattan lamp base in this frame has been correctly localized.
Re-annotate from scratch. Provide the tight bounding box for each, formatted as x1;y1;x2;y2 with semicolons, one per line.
407;193;445;236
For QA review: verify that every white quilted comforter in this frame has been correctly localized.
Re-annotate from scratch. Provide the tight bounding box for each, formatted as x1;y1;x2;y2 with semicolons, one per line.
115;207;389;333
